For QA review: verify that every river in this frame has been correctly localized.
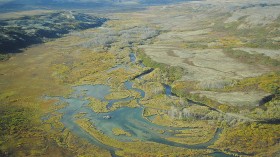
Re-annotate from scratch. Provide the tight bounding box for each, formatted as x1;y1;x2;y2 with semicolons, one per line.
45;52;234;157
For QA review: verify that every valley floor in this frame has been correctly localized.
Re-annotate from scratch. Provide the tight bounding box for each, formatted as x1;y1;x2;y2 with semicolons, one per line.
0;0;280;156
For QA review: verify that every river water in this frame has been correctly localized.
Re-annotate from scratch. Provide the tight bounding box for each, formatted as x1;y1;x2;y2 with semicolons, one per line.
45;52;233;157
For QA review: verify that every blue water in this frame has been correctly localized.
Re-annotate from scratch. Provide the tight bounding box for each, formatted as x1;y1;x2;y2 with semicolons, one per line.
124;81;145;98
45;97;115;151
139;61;146;68
50;83;229;154
129;53;136;63
72;84;111;100
163;84;172;96
44;53;235;157
106;97;134;109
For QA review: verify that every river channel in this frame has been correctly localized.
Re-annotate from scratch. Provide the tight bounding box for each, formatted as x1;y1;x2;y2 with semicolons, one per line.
45;53;233;157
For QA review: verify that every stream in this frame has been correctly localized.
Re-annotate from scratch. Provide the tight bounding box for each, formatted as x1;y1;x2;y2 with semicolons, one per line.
45;52;234;157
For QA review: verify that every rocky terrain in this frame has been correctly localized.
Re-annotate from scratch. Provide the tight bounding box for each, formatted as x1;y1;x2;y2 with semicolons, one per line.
131;0;280;108
0;11;106;53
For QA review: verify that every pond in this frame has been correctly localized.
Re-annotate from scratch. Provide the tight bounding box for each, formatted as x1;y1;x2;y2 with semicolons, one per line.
129;52;136;63
163;83;172;96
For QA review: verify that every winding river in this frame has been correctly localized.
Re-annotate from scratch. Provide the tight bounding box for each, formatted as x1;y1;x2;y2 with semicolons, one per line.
45;53;234;157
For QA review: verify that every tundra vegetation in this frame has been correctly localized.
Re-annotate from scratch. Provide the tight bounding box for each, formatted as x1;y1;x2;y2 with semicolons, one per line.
0;0;280;156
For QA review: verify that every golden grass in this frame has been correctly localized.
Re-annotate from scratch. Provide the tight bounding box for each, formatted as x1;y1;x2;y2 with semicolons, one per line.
76;118;213;156
212;123;280;155
112;128;132;137
87;97;109;113
166;127;217;145
105;90;131;100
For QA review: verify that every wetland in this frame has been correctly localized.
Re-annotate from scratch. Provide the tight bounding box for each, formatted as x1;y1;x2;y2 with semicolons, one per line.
1;0;280;156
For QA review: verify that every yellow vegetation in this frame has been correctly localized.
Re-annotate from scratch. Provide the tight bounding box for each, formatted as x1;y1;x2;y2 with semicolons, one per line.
218;36;244;48
112;128;132;137
167;127;217;145
105;90;131;100
87;97;109;113
76;118;213;156
225;72;280;93
212;123;280;155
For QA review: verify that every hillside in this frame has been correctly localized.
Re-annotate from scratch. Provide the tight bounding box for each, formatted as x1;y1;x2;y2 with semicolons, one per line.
0;11;106;54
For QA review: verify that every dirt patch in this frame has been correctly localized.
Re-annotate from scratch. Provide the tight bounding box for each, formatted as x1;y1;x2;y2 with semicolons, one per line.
167;50;179;57
140;45;270;83
183;58;195;66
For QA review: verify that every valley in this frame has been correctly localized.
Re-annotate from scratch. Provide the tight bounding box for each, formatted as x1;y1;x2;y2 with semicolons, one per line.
0;0;280;156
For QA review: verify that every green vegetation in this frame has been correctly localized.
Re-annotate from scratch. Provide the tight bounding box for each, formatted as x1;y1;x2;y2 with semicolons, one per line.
76;118;213;156
249;99;280;121
53;50;116;85
105;91;130;100
167;127;217;145
0;104;41;156
137;49;185;83
143;107;159;117
112;128;131;137
172;81;199;93
111;100;139;111
223;48;280;68
87;97;109;113
0;97;106;156
173;86;236;113
245;38;280;50
0;54;9;61
213;16;280;50
212;123;280;155
1;1;280;156
141;94;175;110
224;72;280;94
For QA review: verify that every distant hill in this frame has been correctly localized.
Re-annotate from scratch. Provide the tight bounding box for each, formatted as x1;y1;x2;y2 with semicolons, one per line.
0;11;107;53
0;0;194;11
